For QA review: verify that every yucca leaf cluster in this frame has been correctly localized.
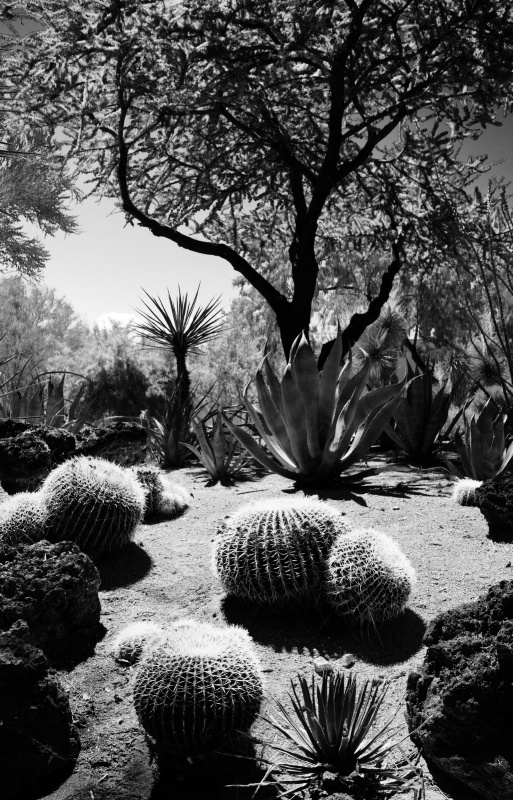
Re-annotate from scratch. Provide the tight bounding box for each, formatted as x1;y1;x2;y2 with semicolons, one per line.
265;671;423;798
224;328;408;484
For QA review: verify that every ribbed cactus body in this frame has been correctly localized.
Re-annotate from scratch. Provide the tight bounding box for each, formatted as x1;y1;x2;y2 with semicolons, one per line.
40;456;145;560
0;492;48;549
133;621;263;755
325;529;416;624
213;497;350;604
111;621;166;665
452;478;483;507
132;466;191;520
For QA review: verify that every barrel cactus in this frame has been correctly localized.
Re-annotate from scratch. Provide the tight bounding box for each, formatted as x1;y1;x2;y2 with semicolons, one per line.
324;529;416;624
111;621;166;665
0;491;48;550
452;478;483;507
132;620;263;756
40;456;145;560
132;466;190;520
213;496;350;604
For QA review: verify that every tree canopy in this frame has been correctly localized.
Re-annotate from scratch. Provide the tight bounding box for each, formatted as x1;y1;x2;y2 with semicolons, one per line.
11;0;513;355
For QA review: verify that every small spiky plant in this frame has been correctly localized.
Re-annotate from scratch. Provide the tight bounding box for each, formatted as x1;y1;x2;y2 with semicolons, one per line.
40;456;145;560
324;529;416;624
264;671;424;798
111;621;166;665
213;496;350;605
132;466;191;519
452;478;483;506
132;620;264;757
0;491;48;549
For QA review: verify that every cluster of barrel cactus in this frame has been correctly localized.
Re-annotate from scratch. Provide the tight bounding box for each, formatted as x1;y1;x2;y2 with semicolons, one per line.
452;478;483;507
213;497;416;621
123;619;263;757
0;456;190;560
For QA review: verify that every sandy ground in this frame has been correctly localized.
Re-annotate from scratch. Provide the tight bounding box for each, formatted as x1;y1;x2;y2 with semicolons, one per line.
30;458;512;800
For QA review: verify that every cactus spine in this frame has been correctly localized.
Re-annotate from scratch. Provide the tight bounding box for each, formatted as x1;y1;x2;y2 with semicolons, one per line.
325;528;416;624
452;478;483;506
213;496;350;604
111;621;166;665
132;466;191;520
40;456;145;560
132;620;263;755
0;491;48;549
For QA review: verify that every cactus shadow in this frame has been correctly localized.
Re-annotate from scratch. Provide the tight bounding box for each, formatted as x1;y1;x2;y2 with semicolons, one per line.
46;622;107;670
221;597;426;666
97;542;153;590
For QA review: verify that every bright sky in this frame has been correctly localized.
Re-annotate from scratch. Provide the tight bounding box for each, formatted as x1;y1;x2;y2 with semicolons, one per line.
35;114;513;329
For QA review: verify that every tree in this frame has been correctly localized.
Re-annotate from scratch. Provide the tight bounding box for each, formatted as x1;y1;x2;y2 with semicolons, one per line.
12;0;513;357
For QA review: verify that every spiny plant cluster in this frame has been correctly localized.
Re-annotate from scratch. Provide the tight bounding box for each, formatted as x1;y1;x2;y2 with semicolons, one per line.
112;619;264;758
213;496;416;624
0;456;190;560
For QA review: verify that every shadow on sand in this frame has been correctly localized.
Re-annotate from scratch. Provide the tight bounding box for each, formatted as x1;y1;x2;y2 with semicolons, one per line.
97;541;153;591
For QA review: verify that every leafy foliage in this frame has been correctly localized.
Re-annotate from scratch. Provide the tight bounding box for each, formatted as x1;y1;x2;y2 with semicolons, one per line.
448;398;513;481
224;328;408;484
264;671;424;798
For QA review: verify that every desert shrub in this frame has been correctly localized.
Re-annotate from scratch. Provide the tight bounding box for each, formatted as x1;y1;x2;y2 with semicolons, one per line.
324;528;416;624
132;620;263;756
40;456;145;560
213;496;350;605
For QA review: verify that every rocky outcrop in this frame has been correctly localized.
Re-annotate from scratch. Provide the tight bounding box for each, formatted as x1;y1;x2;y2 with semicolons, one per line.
0;540;101;656
406;580;513;799
75;421;150;466
475;474;513;540
0;421;75;494
0;620;80;799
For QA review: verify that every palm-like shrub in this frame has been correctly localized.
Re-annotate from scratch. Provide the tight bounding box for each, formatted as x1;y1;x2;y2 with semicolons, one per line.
132;620;263;756
183;410;252;485
449;398;513;481
265;671;423;798
223;328;407;485
324;529;416;624
132;286;224;467
213;497;350;605
384;354;455;461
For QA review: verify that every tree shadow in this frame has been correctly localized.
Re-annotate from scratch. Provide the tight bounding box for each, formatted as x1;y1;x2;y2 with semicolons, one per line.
221;596;426;666
97;542;153;590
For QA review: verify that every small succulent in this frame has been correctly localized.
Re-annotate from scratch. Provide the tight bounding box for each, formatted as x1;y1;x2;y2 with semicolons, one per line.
213;496;350;605
224;327;408;485
132;465;191;519
111;621;166;665
183;410;252;485
0;491;48;550
264;671;424;798
449;398;513;481
324;529;416;625
451;478;483;507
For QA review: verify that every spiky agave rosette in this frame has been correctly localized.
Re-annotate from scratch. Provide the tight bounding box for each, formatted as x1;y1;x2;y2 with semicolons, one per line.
213;496;350;605
40;456;145;560
324;528;416;624
132;620;264;757
223;327;409;484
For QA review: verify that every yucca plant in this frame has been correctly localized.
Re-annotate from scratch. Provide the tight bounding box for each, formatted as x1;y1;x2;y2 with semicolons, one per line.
262;671;424;798
383;354;456;461
183;409;252;485
223;328;408;485
447;397;513;480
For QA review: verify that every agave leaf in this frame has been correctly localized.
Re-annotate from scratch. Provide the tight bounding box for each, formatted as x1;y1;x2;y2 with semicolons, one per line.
382;422;408;452
454;430;474;478
318;326;344;444
498;440;513;474
280;365;317;472
468;417;483;479
255;364;293;458
191;416;215;463
242;388;298;470
182;442;217;475
292;334;322;460
493;413;506;457
476;399;497;454
419;385;452;457
222;414;298;479
211;412;226;468
262;356;284;417
336;357;372;412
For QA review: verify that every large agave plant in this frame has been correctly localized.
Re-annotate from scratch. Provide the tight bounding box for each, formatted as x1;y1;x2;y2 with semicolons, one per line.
448;398;513;480
383;355;455;461
183;410;252;485
223;329;408;484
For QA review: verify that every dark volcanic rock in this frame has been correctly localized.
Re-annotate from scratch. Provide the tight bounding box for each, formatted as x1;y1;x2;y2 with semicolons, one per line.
75;421;150;466
0;621;80;799
476;474;513;540
0;540;101;657
406;580;513;799
0;423;76;494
